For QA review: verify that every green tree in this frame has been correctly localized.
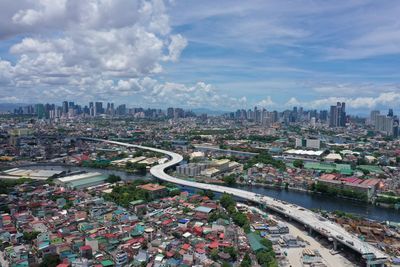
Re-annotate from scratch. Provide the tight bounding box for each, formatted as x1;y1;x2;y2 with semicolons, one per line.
223;174;237;186
211;249;219;261
106;174;121;183
39;254;61;267
199;190;215;199
23;231;40;243
220;193;236;210
293;159;304;168
240;253;252;267
223;247;237;261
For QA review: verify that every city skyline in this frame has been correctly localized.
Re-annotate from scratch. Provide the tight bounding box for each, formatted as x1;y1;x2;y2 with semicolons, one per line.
1;1;400;112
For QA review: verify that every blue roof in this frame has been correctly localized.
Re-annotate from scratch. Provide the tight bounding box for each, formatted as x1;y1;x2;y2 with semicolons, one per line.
178;219;190;224
260;231;268;237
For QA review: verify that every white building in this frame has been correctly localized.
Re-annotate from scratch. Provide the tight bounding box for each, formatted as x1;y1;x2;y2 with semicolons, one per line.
295;138;321;149
375;115;393;136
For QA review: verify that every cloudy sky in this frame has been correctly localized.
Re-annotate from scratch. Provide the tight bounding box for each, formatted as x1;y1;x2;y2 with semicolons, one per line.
0;0;400;113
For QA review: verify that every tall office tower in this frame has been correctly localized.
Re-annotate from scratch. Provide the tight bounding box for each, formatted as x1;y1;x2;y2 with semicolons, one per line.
393;117;399;138
35;104;45;119
339;102;346;126
388;109;394;117
116;104;126;116
254;107;261;123
95;102;103;115
167;107;174;118
68;101;75;109
375;115;394;136
329;102;346;127
110;103;114;115
174;108;184;119
62;101;69;114
370;110;380;125
319;110;328;122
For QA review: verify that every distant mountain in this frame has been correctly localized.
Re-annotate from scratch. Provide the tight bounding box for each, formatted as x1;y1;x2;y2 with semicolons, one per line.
191;108;232;116
0;103;27;112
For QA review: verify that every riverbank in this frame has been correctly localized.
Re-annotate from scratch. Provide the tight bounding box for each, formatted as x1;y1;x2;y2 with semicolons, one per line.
234;184;400;222
5;163;400;222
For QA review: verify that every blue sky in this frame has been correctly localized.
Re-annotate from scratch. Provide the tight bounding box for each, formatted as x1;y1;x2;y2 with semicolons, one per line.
0;0;400;113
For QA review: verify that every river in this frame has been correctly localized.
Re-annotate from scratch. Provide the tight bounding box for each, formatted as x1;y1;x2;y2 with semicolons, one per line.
235;184;400;222
24;165;400;222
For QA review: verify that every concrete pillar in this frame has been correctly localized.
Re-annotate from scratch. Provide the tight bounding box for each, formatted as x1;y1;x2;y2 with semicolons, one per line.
333;239;337;251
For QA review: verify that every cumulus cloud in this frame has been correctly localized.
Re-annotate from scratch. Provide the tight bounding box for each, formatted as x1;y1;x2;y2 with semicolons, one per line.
256;96;276;108
142;80;247;109
289;91;400;110
0;0;189;103
285;97;301;107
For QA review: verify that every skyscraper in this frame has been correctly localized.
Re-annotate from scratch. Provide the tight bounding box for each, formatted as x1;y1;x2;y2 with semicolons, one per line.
370;110;380;125
95;102;103;115
375;115;394;136
62;101;69;114
329;102;346;127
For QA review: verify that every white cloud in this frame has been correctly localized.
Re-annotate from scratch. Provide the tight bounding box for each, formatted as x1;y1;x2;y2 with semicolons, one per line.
0;0;188;102
285;97;301;107
165;34;188;62
0;96;19;103
292;91;400;110
256;96;275;108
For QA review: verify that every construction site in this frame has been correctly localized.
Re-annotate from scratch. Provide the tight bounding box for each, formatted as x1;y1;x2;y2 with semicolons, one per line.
332;214;400;257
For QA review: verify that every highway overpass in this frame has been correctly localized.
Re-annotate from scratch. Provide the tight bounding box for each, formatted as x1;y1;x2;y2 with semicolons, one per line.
82;137;389;266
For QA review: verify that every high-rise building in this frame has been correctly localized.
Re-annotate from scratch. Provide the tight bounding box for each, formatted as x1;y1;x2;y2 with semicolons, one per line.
62;101;69;114
167;107;174;118
116;104;126;116
319;110;328;122
95;102;103;115
370;110;380;126
329;102;346;127
35;104;45;119
375;115;394;136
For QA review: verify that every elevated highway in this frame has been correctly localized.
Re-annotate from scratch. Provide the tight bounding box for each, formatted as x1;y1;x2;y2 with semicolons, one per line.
82;137;389;266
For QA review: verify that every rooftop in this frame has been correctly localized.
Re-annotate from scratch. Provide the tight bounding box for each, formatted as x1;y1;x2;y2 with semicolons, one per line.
137;183;166;191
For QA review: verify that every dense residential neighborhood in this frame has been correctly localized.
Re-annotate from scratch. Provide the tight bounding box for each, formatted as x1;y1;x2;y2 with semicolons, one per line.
0;103;399;266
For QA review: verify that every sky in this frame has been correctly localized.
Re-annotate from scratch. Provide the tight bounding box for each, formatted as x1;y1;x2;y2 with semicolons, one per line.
0;0;400;113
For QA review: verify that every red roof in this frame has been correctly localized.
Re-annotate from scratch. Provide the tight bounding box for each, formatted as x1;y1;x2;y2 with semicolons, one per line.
80;245;92;251
196;248;206;254
218;242;232;247
209;241;219;249
193;226;203;235
126;237;145;244
162;219;173;226
361;178;381;187
340;177;362;184
182;243;190;250
104;233;116;239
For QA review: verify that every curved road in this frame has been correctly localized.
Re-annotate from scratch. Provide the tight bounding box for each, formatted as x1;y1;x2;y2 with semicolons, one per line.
83;137;388;265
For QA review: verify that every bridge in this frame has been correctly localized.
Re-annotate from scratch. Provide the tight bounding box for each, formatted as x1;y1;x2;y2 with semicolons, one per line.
82;137;389;266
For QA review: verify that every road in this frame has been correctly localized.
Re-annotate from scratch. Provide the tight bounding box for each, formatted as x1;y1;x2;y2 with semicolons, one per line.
82;137;389;266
